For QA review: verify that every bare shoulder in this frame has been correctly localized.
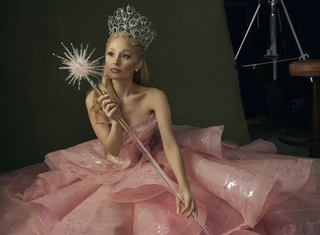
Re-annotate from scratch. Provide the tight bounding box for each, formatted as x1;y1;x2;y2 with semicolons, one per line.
143;87;169;112
145;87;167;101
85;90;95;109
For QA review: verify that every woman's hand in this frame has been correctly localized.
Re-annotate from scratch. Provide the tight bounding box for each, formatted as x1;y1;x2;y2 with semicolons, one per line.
98;94;120;123
176;184;198;220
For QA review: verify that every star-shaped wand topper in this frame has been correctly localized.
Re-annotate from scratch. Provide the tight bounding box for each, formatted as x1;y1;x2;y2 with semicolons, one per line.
53;42;105;90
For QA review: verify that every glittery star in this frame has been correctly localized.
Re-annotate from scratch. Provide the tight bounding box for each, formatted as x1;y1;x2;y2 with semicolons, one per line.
53;43;104;90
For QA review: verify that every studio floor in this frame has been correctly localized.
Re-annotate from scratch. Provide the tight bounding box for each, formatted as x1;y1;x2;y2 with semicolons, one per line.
247;118;310;158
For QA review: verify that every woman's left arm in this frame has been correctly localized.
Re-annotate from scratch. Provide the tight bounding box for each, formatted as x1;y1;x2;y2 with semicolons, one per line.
148;88;198;219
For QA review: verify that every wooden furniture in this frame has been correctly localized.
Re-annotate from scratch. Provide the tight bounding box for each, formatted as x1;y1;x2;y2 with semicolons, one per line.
279;59;320;158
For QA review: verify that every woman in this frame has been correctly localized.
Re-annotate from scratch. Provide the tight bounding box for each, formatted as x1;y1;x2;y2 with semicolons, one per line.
1;5;320;235
85;31;198;220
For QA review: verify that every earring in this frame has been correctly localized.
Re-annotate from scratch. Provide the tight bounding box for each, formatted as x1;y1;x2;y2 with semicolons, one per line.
135;69;139;72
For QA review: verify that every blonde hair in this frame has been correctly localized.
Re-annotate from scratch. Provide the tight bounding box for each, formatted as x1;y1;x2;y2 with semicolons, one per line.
88;32;149;122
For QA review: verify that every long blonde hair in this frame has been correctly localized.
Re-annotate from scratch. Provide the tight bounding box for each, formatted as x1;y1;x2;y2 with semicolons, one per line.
88;32;149;122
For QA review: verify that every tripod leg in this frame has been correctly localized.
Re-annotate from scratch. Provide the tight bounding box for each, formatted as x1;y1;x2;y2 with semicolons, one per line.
279;0;306;60
235;0;264;60
279;0;312;82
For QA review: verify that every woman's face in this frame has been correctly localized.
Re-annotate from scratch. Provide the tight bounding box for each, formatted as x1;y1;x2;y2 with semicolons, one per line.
105;37;142;81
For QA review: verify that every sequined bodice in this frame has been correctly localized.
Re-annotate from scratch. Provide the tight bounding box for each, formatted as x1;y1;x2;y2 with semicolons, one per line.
103;113;157;171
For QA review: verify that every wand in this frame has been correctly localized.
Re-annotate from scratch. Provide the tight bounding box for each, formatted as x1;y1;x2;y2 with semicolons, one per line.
53;43;212;235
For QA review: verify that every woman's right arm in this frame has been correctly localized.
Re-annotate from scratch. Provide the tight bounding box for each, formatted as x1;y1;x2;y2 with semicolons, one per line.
85;91;123;156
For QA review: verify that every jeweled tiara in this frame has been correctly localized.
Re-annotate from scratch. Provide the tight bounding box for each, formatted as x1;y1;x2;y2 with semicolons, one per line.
108;5;156;49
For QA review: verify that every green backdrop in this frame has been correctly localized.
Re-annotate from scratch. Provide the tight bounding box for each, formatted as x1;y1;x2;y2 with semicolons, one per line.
1;0;250;173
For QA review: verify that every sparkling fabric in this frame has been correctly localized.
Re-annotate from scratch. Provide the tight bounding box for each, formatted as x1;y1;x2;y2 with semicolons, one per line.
0;114;319;235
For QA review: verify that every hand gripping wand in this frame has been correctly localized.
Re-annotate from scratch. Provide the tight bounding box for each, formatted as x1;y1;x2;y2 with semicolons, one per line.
53;43;212;235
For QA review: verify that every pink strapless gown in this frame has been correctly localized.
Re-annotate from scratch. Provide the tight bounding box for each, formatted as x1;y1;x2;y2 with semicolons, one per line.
0;113;319;235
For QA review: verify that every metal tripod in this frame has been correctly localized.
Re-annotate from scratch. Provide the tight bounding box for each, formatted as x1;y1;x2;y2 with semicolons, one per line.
234;0;311;81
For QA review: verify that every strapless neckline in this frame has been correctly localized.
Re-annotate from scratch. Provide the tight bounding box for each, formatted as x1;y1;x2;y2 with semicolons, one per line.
127;112;156;127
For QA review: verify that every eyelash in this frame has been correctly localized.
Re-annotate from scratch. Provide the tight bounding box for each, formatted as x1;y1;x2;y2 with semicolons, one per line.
107;52;130;59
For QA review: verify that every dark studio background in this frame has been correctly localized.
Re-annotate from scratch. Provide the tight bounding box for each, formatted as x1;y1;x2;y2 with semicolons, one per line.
225;0;320;127
1;0;319;173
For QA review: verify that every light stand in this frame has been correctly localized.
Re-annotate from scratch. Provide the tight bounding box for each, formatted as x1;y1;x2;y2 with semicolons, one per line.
234;0;312;82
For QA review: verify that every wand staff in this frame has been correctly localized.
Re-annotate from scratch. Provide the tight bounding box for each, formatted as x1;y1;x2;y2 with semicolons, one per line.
53;43;212;235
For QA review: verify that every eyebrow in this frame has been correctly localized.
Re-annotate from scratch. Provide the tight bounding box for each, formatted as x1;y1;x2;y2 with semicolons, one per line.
108;48;132;53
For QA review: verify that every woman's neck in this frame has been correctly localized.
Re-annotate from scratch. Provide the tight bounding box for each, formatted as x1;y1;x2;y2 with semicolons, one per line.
112;79;137;100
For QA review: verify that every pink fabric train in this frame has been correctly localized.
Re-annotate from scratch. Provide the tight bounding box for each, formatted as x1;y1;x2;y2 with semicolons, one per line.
0;113;319;235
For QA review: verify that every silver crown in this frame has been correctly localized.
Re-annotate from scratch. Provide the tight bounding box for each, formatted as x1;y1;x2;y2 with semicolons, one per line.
108;5;156;49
